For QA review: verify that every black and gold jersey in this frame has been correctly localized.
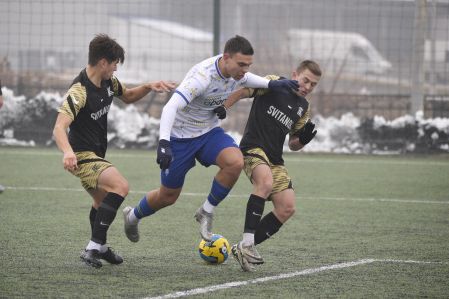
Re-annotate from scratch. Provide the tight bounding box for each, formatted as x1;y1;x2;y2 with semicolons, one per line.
240;75;310;165
58;69;126;158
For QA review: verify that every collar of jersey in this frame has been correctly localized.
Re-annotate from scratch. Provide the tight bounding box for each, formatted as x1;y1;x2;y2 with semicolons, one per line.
82;68;105;90
214;55;227;80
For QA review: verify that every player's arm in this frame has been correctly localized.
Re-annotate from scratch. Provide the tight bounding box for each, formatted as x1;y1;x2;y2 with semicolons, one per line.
288;110;317;151
244;72;299;93
157;74;208;169
213;88;251;119
53;85;86;171
224;88;251;109
120;81;176;104
155;91;190;170
214;75;279;119
53;113;78;171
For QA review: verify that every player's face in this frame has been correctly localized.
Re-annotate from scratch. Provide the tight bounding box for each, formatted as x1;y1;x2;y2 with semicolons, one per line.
292;69;320;97
223;52;253;81
101;59;119;80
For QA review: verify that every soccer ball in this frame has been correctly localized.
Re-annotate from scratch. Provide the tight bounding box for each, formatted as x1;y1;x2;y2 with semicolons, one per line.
198;234;230;264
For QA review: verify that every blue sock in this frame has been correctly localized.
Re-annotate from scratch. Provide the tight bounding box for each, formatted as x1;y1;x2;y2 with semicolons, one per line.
207;179;231;206
134;196;155;219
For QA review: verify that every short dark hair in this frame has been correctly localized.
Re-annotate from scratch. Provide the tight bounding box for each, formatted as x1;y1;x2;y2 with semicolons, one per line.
88;34;125;66
297;60;322;77
223;35;254;56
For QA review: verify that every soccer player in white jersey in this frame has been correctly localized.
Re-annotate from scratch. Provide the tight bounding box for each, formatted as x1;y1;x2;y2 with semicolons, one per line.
122;35;299;243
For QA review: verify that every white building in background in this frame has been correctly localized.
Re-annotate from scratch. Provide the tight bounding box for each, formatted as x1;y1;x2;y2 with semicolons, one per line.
112;17;213;83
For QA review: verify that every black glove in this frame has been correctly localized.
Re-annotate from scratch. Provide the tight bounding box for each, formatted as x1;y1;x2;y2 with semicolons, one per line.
295;120;317;145
156;139;173;170
213;105;227;120
268;79;299;94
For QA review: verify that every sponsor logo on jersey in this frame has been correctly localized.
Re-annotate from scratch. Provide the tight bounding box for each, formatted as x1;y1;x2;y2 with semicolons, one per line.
203;95;226;106
91;104;111;120
70;95;79;105
297;107;304;117
267;105;293;129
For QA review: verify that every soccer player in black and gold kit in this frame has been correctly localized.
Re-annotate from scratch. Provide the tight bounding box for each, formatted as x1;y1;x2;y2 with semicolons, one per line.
53;34;175;268
223;60;322;271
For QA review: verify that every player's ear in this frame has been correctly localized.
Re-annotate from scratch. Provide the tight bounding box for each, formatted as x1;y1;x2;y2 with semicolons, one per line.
98;58;107;68
222;52;231;61
292;70;298;80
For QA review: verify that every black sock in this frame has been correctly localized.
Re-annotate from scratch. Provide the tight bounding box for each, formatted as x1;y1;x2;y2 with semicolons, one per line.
89;206;97;232
255;212;283;245
91;193;124;245
243;194;266;234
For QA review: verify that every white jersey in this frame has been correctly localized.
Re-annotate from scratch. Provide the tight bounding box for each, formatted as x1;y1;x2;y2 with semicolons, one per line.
171;55;250;138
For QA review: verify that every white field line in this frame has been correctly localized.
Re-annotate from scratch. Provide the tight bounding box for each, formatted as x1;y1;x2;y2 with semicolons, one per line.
144;259;445;299
1;149;449;167
4;186;449;205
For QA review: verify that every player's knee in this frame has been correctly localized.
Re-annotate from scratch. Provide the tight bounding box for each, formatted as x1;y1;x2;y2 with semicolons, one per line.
255;180;273;198
115;180;129;197
159;189;179;207
280;204;296;220
226;155;244;173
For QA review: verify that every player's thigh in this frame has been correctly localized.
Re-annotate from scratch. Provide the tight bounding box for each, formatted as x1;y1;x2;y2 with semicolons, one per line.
243;148;272;184
71;151;113;191
271;189;296;211
251;163;274;187
270;165;293;195
215;147;243;169
196;127;239;167
161;139;197;189
97;166;129;197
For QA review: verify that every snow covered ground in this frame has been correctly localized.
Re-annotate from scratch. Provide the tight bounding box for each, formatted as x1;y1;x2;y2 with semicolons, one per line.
1;88;448;154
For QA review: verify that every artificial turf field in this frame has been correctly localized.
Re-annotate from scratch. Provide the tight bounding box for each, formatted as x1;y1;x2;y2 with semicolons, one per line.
0;147;448;298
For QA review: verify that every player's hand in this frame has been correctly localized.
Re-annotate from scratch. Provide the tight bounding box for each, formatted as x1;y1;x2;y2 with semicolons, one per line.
156;139;173;170
295;120;317;145
268;79;299;94
213;105;227;120
147;81;177;93
63;151;78;172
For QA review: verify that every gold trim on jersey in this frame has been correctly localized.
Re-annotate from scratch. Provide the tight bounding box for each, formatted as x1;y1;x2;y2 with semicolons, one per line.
243;147;293;198
111;76;126;95
69;151;113;190
290;108;310;136
58;83;87;121
247;75;281;98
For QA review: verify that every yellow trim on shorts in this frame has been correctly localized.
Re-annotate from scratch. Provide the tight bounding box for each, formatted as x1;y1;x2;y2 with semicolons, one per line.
69;151;113;190
242;147;293;197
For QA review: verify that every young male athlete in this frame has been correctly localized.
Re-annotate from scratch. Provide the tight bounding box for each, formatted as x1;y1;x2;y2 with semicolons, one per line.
53;34;175;268
224;60;322;271
122;35;299;243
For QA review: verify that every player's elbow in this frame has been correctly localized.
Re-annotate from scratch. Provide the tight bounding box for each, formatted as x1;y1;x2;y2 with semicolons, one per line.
52;123;63;139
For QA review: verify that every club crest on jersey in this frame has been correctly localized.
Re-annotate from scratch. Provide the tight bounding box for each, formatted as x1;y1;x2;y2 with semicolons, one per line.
107;87;114;97
297;107;304;117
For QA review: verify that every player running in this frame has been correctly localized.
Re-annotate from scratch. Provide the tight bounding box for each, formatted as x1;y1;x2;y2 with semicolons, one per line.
122;35;299;243
53;34;175;268
225;60;322;271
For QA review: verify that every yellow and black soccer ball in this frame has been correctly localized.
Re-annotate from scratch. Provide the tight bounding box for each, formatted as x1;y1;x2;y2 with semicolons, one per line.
198;234;230;264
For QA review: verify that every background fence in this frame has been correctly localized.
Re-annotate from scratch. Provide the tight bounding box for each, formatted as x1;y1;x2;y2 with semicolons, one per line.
0;0;449;149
